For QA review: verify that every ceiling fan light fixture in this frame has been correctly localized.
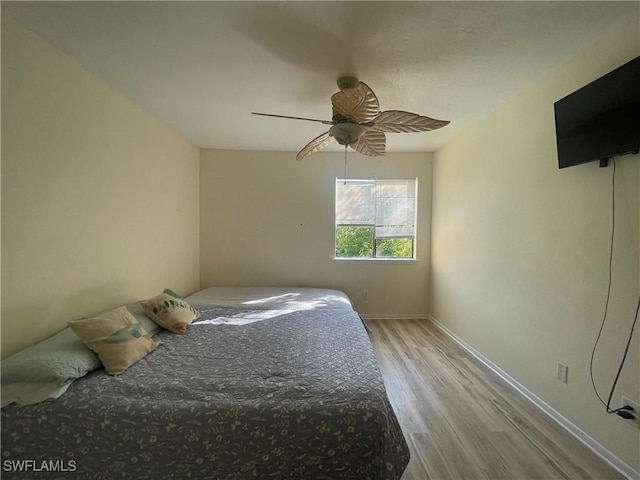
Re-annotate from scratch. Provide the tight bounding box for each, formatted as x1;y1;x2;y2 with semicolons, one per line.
329;122;367;146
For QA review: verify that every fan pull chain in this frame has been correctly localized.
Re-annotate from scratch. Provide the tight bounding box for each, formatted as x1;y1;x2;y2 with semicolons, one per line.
343;145;348;184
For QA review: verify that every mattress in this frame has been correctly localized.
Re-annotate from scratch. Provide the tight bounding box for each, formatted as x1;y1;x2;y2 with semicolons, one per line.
1;287;409;479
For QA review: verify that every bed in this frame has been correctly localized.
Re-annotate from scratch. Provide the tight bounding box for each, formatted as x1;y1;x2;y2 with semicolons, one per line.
1;287;409;479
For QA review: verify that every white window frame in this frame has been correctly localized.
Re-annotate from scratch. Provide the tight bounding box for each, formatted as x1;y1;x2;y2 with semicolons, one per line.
334;177;418;260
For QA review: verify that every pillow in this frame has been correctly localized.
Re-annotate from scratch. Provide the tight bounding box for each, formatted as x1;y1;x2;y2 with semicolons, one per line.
1;327;102;407
163;288;182;299
1;382;72;408
68;306;161;375
141;290;199;334
125;301;160;336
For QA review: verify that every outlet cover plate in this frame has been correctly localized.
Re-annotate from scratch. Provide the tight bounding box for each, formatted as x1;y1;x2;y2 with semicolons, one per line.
621;396;640;429
556;362;568;383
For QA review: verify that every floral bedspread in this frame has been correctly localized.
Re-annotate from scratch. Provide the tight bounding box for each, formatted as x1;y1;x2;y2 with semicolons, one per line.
1;307;409;479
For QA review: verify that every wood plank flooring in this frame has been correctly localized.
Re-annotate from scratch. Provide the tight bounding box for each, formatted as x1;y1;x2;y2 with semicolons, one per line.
366;319;624;480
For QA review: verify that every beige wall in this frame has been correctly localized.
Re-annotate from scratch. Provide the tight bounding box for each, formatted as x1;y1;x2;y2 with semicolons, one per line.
430;19;639;470
200;149;432;316
1;17;201;357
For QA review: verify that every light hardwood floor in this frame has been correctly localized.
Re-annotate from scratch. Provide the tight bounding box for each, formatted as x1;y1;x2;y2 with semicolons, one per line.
366;319;624;480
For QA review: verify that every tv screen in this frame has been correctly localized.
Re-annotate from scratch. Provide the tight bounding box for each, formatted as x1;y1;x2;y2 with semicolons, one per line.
554;56;640;169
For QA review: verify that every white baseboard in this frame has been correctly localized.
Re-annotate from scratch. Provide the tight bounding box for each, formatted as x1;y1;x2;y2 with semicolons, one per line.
427;315;639;480
359;313;429;320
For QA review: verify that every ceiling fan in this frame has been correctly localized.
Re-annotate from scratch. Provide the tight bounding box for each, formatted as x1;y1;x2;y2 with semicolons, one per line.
252;76;450;161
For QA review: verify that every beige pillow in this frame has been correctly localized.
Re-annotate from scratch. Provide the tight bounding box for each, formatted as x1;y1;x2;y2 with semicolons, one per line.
141;291;199;334
68;306;161;375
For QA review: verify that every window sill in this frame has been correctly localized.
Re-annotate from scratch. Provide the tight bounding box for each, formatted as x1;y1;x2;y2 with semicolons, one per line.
333;257;419;263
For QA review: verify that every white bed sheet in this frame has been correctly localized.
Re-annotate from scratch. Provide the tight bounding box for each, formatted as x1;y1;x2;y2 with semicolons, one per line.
185;286;354;311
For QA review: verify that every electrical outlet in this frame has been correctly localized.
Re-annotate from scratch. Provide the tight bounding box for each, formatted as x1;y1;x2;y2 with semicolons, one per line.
556;362;568;383
620;396;640;429
362;290;369;301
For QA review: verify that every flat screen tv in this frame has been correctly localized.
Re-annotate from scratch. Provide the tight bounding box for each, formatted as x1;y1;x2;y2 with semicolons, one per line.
554;55;640;169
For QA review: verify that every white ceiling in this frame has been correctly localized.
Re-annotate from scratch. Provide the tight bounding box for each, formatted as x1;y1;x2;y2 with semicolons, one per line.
4;1;638;154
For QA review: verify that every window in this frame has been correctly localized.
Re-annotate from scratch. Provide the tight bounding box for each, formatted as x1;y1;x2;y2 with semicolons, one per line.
335;178;417;259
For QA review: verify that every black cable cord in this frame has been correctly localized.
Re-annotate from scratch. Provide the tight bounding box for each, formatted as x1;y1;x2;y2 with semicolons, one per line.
589;157;640;417
605;297;639;416
589;157;616;411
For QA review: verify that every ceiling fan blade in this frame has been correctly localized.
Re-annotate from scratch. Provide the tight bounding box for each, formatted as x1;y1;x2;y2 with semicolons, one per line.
331;82;380;123
252;112;333;125
296;131;335;161
350;129;386;156
371;110;450;133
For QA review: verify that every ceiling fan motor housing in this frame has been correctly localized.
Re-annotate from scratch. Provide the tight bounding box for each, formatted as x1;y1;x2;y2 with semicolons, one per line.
337;76;359;90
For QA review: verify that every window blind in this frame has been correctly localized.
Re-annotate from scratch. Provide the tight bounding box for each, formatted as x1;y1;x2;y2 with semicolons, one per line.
335;179;376;226
375;179;416;238
336;178;416;235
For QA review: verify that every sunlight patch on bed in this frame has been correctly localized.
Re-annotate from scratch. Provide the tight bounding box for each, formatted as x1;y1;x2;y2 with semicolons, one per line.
242;293;352;310
243;293;301;305
193;309;295;325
